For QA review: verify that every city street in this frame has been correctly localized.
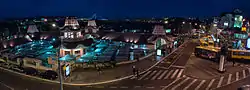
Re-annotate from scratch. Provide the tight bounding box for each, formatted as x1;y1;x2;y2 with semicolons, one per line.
1;41;250;90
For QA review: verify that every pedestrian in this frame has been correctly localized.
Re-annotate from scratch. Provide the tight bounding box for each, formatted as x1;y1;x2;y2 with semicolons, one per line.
97;66;102;74
232;59;236;67
132;65;136;75
136;69;139;78
136;55;139;62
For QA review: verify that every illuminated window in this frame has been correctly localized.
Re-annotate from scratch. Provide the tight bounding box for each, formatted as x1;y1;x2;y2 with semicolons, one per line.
65;51;70;55
76;32;81;38
64;32;68;38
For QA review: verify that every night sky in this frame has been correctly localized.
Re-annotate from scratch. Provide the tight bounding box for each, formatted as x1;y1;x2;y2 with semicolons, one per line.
0;0;249;19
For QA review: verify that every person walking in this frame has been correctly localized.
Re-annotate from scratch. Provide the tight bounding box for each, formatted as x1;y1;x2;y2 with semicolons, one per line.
132;65;136;76
232;59;236;67
97;66;102;74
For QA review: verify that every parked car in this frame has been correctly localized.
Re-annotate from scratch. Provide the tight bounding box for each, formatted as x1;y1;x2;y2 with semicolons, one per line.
40;70;58;80
23;67;38;76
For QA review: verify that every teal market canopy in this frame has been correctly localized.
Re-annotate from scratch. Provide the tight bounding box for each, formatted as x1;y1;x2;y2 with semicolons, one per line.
59;54;76;61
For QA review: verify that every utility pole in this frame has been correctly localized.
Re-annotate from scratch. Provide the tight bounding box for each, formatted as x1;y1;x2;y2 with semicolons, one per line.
58;36;64;90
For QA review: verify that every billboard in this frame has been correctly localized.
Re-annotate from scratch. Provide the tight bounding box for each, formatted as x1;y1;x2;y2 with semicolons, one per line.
157;49;161;56
65;64;70;77
247;38;250;49
234;15;243;28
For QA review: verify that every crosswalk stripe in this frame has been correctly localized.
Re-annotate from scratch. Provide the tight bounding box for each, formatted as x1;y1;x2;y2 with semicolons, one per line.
243;69;246;78
151;70;163;80
158;70;168;80
206;79;215;90
171;77;190;90
171;65;185;69
217;76;224;88
145;71;157;80
184;79;197;90
138;71;151;80
164;70;174;79
195;80;206;90
227;74;232;84
161;78;181;90
171;69;179;79
177;69;184;78
236;72;239;81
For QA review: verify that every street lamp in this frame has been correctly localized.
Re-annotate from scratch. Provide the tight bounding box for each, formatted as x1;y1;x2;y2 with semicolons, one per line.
182;22;185;24
52;23;56;27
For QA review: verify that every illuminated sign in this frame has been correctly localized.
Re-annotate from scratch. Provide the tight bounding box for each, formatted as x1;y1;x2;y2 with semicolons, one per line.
224;22;228;26
157;49;162;56
65;65;70;77
129;51;134;60
234;33;248;39
234;15;243;28
247;38;250;49
165;29;171;33
242;27;246;31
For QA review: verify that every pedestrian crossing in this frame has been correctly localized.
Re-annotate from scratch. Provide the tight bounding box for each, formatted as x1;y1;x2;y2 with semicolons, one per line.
162;68;250;90
130;69;185;80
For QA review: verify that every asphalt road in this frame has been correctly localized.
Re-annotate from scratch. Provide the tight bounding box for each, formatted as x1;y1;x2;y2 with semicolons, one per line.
0;41;197;90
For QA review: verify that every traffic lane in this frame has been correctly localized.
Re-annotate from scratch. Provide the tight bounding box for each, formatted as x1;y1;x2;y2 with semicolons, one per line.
0;69;61;90
185;56;221;79
216;76;250;90
0;82;13;90
172;42;196;66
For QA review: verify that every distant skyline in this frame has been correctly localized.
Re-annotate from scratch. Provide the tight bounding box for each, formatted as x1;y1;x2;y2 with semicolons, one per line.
0;0;249;19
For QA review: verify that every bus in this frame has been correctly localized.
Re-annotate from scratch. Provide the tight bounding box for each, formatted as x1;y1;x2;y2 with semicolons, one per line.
194;46;220;61
228;49;250;60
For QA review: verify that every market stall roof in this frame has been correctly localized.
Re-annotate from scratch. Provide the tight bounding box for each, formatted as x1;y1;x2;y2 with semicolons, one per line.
59;54;75;61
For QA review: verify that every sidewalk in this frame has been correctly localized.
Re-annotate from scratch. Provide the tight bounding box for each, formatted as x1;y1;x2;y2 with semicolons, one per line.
65;55;158;84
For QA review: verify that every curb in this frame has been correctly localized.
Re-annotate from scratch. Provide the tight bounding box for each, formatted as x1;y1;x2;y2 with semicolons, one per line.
116;52;155;65
0;41;190;86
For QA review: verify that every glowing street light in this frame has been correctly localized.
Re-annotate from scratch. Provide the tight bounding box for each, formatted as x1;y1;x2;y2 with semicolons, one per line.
164;21;168;24
182;22;185;24
52;23;56;27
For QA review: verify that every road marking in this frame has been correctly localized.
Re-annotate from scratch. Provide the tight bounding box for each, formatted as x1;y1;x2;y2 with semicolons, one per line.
134;86;141;88
152;70;163;80
138;71;151;80
171;77;190;90
236;72;239;81
183;79;197;90
227;74;232;84
0;81;14;90
146;87;155;89
195;80;206;90
217;76;224;88
145;71;157;80
171;65;185;69
155;66;169;69
120;86;128;88
164;70;174;79
171;69;179;79
161;78;181;90
243;69;246;78
158;70;168;79
110;86;117;88
177;69;184;78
